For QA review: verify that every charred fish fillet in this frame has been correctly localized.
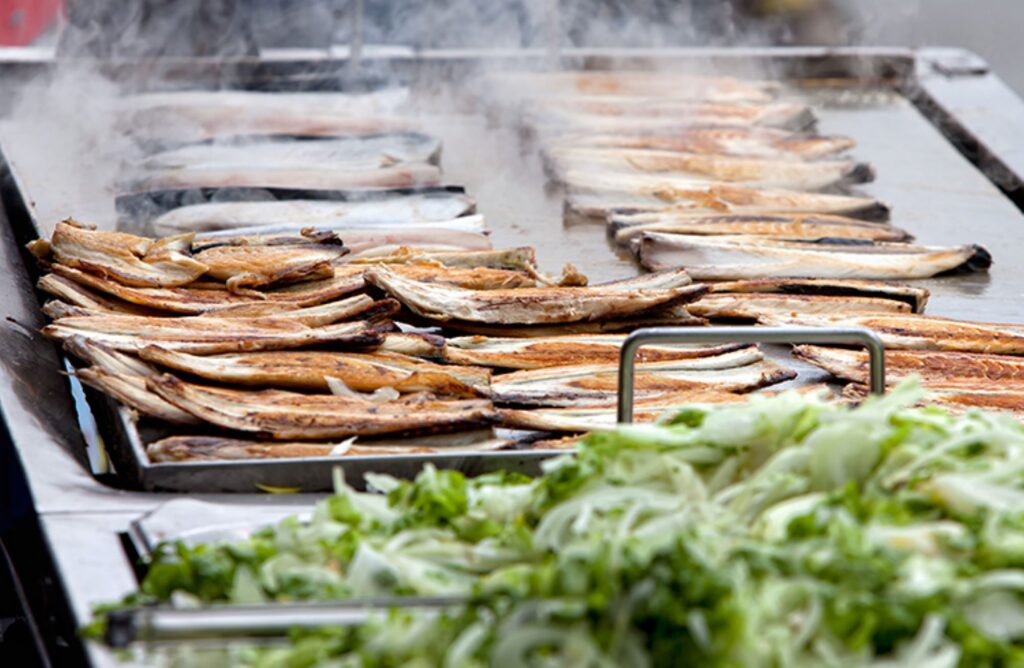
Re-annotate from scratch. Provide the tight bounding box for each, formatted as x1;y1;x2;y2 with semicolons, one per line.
128;163;442;193
546;147;871;191
442;334;748;370
49;264;365;314
795;345;1024;389
43;313;387;354
761;313;1024;355
557;127;855;160
146;374;497;440
153;192;476;235
364;266;707;325
708;277;929;313
688;293;911;320
491;350;796;407
36;220;207;288
76;367;202;425
611;213;910;244
139;346;490;397
637;233;990;280
567;182;888;220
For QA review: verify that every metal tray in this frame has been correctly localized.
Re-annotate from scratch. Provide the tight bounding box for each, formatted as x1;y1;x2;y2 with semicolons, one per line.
4;47;1024;496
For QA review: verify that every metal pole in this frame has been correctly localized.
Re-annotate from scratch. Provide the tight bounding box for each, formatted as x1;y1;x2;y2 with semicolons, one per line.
617;326;887;424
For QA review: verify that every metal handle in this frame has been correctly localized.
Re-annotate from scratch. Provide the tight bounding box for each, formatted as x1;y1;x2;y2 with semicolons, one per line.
617;326;886;424
105;596;463;647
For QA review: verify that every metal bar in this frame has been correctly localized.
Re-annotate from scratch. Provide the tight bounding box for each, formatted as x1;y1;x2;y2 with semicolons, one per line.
105;597;464;647
617;326;886;424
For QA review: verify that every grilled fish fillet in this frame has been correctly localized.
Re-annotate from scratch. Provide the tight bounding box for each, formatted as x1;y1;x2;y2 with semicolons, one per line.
567;182;888;220
138;346;490;397
531;101;813;131
152;192;476;235
76;367;203;425
709;278;929;313
637;233;990;279
546;147;870;191
762;313;1024;355
442;334;748;369
594;267;692;290
129;162;442;193
493;72;777;103
43;313;386;354
842;383;1024;416
558;127;855;160
688;293;911;320
436;305;707;338
491;351;796;407
146;374;498;439
141;133;442;172
38;272;160;315
42;220;207;288
365;266;707;324
192;243;349;293
795;345;1024;389
49;264;365;314
611;213;910;244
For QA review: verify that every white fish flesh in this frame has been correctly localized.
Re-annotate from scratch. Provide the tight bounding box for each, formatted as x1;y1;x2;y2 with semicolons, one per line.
545;147;870;191
611;213;909;244
637;233;990;279
153;192;476;234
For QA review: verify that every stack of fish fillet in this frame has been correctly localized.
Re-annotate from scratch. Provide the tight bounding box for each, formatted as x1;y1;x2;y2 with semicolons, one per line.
32;221;805;463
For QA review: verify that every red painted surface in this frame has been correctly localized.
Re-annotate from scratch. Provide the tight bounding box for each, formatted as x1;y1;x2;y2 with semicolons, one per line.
0;0;62;46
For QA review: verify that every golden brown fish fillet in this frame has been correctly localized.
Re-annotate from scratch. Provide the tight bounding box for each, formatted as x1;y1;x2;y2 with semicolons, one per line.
138;346;490;397
365;266;707;325
435;305;707;338
351;247;537;270
42;313;386;354
38;272;160;315
762;313;1024;355
794;346;1024;390
842;383;1024;417
442;334;748;370
63;335;154;376
193;243;349;294
76;367;202;425
49;264;365;314
611;213;909;244
709;278;929;313
491;349;796;407
40;220;207;287
687;293;911;320
146;374;497;439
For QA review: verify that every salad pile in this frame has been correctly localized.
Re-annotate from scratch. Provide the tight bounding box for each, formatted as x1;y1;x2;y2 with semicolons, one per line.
105;381;1024;666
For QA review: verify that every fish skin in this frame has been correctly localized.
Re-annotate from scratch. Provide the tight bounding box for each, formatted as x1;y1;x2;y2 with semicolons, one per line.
128;163;443;193
611;213;910;244
555;127;855;160
42;314;387;354
546;147;869;191
49;264;366;314
637;233;990;280
567;182;888;220
155;192;476;235
140;133;443;172
76;367;203;425
442;334;749;370
688;293;911;320
45;220;208;288
763;313;1024;355
708;277;929;313
795;345;1024;389
146;373;498;440
192;243;349;293
364;266;707;325
138;346;490;397
491;352;796;407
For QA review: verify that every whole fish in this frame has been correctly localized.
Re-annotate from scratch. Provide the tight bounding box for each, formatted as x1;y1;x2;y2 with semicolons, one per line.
794;345;1024;389
555;127;855;160
546;147;871;191
491;351;796;407
153;192;476;235
146;373;497;440
139;346;490;397
637;233;990;280
611;213;909;244
761;313;1024;355
140;133;442;172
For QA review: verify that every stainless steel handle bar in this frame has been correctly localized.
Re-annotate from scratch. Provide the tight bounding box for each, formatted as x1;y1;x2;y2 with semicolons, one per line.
617;326;886;424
